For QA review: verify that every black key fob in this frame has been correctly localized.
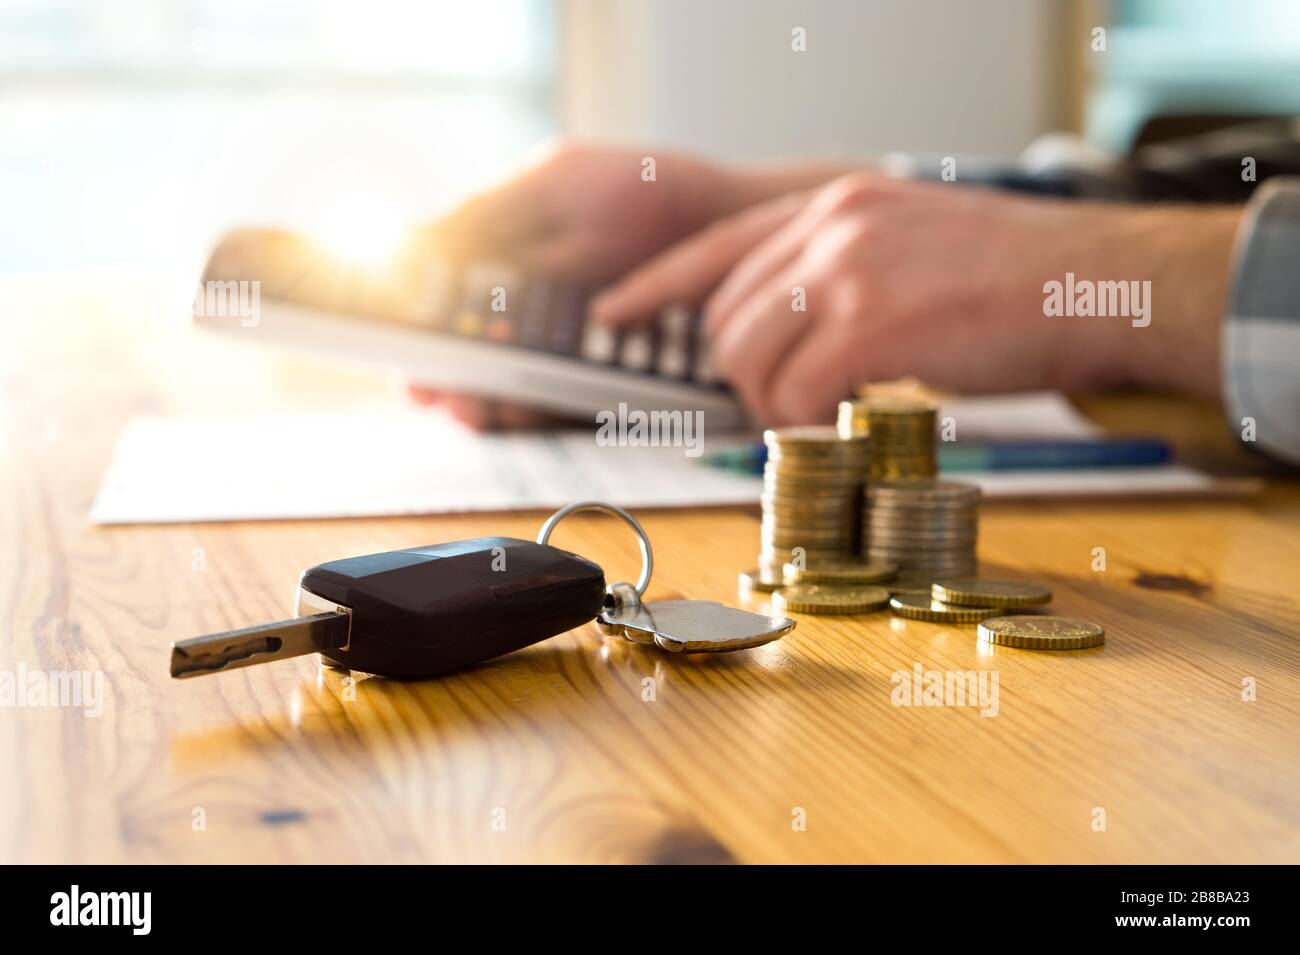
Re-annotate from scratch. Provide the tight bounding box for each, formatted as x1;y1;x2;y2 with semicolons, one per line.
298;537;605;679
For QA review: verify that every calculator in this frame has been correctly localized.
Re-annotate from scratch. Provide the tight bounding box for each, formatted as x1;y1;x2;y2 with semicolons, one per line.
193;228;746;427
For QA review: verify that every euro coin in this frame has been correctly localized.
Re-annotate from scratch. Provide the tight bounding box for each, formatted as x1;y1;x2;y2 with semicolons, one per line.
837;399;872;438
759;546;851;563
783;559;897;585
868;480;980;503
932;578;1052;608
888;594;1000;623
863;396;937;416
765;425;868;449
977;615;1104;649
773;584;890;615
738;567;782;594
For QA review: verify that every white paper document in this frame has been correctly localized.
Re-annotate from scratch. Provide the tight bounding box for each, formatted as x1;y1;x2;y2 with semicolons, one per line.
937;391;1101;441
91;393;1249;525
91;412;764;524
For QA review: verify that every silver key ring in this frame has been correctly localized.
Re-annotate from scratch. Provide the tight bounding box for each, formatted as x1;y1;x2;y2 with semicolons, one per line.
537;501;653;597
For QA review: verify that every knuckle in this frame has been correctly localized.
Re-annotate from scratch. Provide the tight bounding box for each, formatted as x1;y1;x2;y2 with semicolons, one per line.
816;172;876;214
812;216;876;266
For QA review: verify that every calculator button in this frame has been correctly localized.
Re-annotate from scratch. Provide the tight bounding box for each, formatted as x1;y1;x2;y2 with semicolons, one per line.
416;262;458;327
519;282;552;349
548;283;585;355
487;315;515;342
657;306;690;377
621;327;654;371
580;322;617;363
694;343;718;383
455;311;484;337
464;262;520;305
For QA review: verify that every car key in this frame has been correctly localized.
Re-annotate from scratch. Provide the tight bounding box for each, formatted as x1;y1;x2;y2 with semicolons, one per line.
171;501;793;681
171;537;605;680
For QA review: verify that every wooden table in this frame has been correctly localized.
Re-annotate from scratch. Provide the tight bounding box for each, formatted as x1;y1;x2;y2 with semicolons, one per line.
2;272;1298;864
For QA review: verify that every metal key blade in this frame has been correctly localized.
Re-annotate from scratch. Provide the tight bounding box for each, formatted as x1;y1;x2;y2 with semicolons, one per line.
170;612;350;678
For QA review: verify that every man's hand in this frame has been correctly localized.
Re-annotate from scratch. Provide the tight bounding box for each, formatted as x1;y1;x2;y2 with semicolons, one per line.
413;140;742;424
595;172;1242;423
411;141;853;426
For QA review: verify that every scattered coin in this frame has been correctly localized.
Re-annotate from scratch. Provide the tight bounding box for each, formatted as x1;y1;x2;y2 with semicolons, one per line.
888;593;1001;623
977;615;1105;650
932;577;1052;608
888;582;935;597
738;568;782;594
773;584;890;615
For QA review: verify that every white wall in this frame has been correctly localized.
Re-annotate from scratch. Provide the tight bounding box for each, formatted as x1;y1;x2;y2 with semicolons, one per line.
560;0;1069;164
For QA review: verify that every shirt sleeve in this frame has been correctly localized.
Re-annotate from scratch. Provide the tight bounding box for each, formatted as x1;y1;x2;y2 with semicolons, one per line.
1223;177;1300;466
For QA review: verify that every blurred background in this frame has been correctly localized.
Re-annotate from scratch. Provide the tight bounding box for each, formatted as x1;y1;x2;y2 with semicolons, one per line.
3;0;1300;275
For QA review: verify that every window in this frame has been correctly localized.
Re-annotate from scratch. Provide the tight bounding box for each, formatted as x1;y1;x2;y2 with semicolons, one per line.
0;0;556;271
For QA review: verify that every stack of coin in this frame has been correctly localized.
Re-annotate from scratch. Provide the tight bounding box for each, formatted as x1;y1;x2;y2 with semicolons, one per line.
863;479;980;580
839;397;937;480
757;426;871;583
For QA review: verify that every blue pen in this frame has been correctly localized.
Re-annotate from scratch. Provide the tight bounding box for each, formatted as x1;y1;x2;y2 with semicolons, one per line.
937;438;1170;471
703;438;1170;474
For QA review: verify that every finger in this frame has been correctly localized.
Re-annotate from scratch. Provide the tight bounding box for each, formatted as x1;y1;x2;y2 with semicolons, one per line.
765;321;856;425
442;394;497;430
492;402;573;430
710;269;815;420
441;394;574;431
589;192;807;326
408;384;444;406
703;203;829;336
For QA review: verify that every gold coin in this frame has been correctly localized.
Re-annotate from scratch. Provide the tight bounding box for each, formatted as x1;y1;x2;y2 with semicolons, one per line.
872;469;939;480
888;594;1000;623
774;466;869;480
767;442;871;458
738;568;782;594
762;530;856;545
759;546;852;563
866;510;978;523
836;400;873;438
783;559;897;585
932;578;1052;608
868;480;980;502
889;583;934;597
767;502;857;514
864;396;937;416
765;425;868;448
773;584;890;615
978;615;1104;649
887;572;939;596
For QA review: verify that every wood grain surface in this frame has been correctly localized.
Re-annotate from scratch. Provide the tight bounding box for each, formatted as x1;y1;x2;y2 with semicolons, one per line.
2;273;1298;864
